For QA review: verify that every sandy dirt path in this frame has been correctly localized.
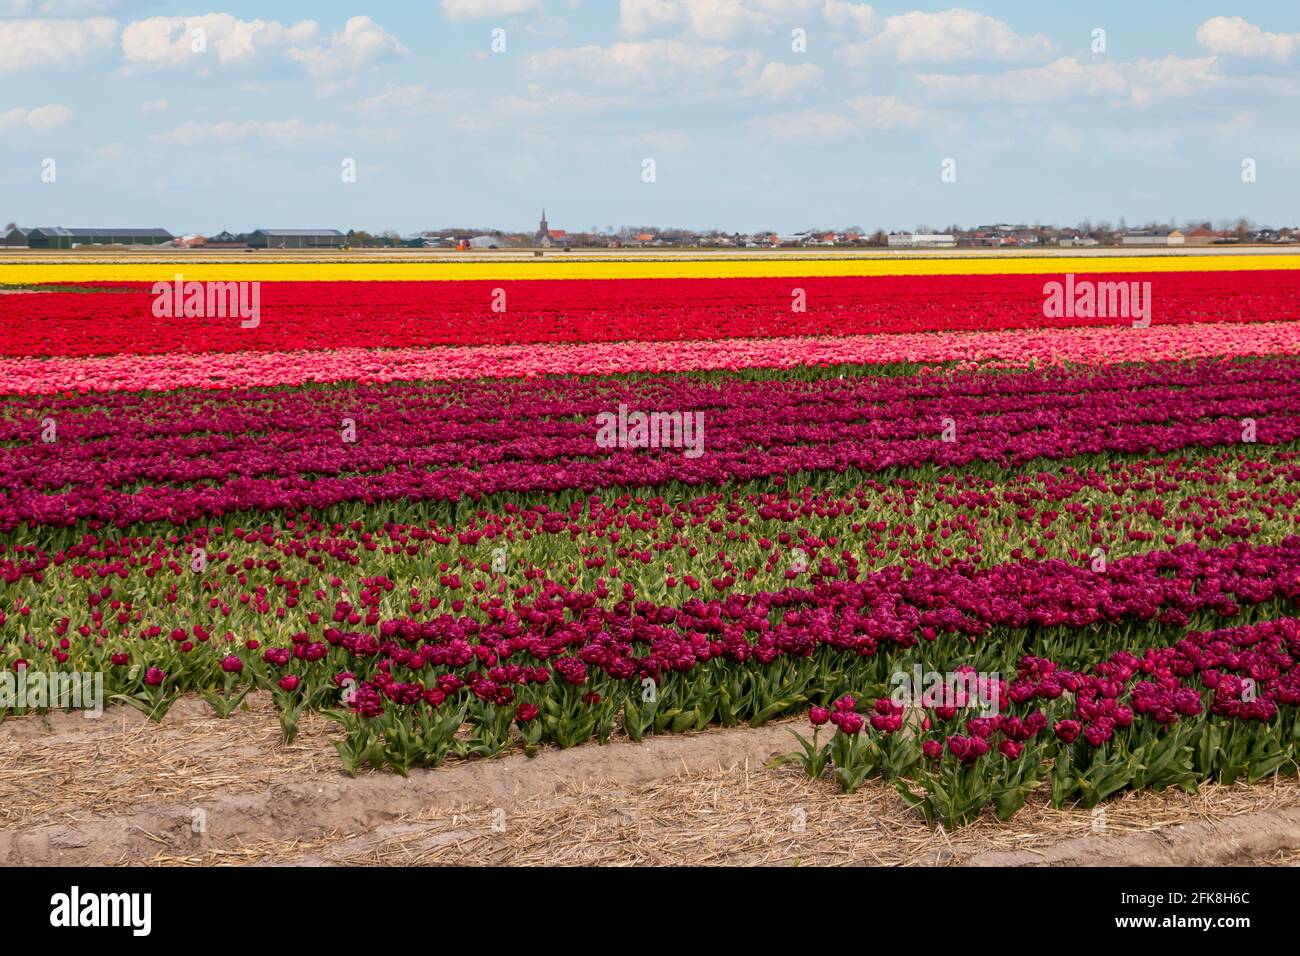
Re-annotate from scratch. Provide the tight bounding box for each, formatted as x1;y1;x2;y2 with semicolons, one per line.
3;695;1299;866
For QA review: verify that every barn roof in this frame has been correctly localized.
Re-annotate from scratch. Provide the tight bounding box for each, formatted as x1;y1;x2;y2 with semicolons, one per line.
253;229;346;237
29;227;173;238
78;228;170;237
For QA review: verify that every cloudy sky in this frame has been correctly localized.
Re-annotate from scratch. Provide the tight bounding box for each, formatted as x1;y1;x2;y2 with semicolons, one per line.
2;1;1298;234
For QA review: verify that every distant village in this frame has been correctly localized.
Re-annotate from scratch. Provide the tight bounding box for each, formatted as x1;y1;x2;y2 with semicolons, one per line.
4;212;1297;251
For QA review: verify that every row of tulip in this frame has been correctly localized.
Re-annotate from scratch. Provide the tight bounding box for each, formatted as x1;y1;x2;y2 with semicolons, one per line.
5;252;1297;286
24;535;1297;819
787;616;1300;827
3;440;1299;654
6;356;1298;529
6;270;1296;357
10;532;1300;741
6;320;1300;397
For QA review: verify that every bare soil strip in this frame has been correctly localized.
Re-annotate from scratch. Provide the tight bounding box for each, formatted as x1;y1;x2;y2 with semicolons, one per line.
3;696;1299;866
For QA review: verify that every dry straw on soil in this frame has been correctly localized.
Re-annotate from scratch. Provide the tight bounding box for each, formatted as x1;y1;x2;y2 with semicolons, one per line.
148;768;1300;868
4;696;1300;866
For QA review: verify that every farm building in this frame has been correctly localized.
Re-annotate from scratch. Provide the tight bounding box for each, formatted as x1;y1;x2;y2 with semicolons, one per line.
887;232;957;248
248;229;346;249
1120;229;1185;247
1185;227;1228;246
25;227;174;248
2;225;30;247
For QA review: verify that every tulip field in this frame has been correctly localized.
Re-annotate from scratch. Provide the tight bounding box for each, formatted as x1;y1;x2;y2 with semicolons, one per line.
6;252;1300;832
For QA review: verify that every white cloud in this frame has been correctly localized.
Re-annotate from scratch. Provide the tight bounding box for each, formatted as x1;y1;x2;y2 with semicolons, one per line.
494;88;630;114
139;97;169;113
752;107;856;140
353;84;462;113
0;17;116;73
88;142;126;163
844;93;930;126
1125;55;1223;106
150;118;339;147
619;0;823;41
27;102;72;130
353;84;630;136
0;103;72;132
1;1;117;12
121;15;317;70
620;0;683;35
836;8;1053;65
37;0;116;11
287;16;407;77
440;0;541;20
919;57;1124;103
121;15;406;80
617;127;693;152
821;1;877;34
749;61;822;98
526;39;759;86
751;93;930;140
1196;16;1300;61
916;55;1220;106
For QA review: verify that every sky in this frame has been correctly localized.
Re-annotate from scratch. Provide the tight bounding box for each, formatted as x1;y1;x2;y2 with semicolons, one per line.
2;0;1299;234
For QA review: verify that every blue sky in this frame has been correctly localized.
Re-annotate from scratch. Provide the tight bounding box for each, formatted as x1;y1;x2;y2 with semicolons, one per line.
2;1;1298;234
